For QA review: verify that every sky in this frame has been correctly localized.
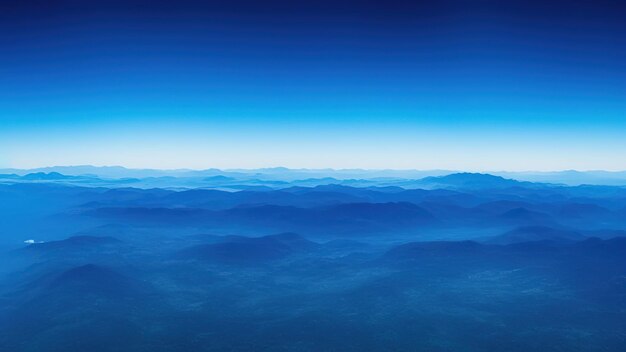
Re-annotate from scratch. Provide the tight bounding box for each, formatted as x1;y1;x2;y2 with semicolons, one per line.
1;0;625;171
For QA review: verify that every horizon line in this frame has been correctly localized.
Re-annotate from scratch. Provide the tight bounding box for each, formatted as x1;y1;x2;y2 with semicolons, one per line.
2;164;626;174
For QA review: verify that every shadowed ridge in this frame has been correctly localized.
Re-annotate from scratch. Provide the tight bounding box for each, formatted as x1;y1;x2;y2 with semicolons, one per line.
260;232;318;250
558;203;614;219
573;236;626;253
32;264;141;299
486;226;583;245
497;207;554;225
179;232;318;264
323;201;437;223
383;240;485;260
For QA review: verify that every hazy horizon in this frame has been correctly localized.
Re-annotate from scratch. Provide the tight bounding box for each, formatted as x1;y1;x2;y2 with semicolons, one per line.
4;164;626;174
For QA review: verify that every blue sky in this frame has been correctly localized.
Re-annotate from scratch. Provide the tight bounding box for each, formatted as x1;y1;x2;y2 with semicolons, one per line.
1;0;625;170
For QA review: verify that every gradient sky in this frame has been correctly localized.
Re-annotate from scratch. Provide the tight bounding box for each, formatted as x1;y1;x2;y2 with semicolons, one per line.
1;0;625;171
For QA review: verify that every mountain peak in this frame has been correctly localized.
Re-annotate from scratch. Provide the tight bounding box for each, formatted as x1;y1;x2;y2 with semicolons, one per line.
417;172;521;189
21;172;70;180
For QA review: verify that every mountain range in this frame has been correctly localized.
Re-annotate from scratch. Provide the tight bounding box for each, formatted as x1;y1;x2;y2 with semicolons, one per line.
3;166;626;186
1;168;626;352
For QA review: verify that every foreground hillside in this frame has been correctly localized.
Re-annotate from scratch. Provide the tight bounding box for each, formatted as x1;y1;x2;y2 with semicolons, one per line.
1;173;625;351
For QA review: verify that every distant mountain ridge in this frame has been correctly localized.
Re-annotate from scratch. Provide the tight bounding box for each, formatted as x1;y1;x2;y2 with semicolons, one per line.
414;172;529;189
2;166;626;185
